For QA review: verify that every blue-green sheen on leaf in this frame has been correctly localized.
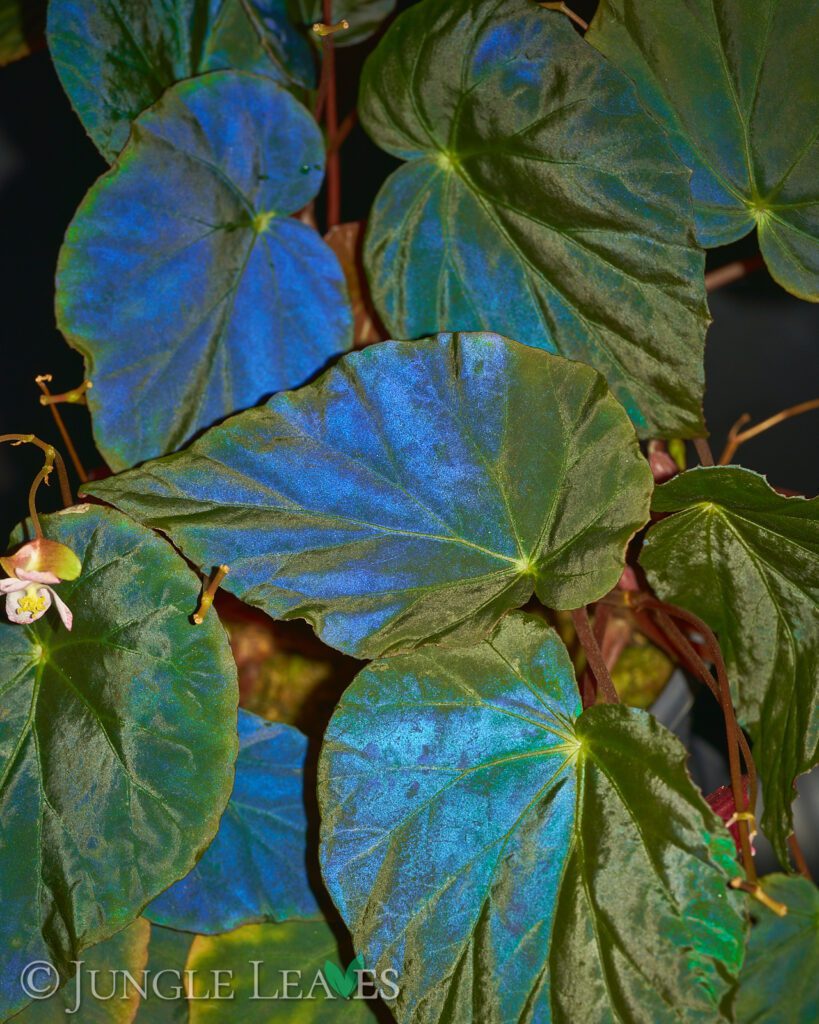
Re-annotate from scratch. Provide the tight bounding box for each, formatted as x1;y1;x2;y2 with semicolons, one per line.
87;332;653;659
359;0;708;438
13;919;150;1023
0;505;238;1021
735;874;819;1023
147;709;319;933
318;613;746;1023
588;0;819;300
640;467;819;864
48;0;315;160
57;71;352;471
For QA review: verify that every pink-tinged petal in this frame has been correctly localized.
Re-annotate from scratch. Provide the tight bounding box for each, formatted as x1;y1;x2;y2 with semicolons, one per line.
0;577;28;594
0;538;82;582
46;587;73;631
15;568;62;585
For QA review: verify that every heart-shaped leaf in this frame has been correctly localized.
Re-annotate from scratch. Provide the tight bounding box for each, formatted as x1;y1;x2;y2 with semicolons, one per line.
318;613;746;1023
186;921;377;1021
14;918;150;1023
87;332;652;659
358;0;708;438
587;0;819;299
735;874;819;1023
147;709;319;933
47;0;314;160
0;505;238;1020
57;70;352;471
640;466;819;863
299;1;395;47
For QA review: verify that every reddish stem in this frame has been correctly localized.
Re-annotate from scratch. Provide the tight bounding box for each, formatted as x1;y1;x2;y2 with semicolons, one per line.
323;0;341;229
571;606;619;705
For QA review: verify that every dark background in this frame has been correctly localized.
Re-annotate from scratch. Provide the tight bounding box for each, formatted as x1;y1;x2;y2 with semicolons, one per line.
0;0;817;871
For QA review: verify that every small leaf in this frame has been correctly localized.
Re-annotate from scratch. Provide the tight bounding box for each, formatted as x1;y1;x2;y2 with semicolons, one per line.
146;709;319;933
299;0;396;47
137;924;195;1023
57;70;352;471
88;332;652;659
734;874;819;1022
47;0;314;160
319;613;746;1022
640;466;819;862
185;921;376;1021
359;0;708;437
0;0;45;66
587;0;819;299
0;505;238;1020
13;918;150;1024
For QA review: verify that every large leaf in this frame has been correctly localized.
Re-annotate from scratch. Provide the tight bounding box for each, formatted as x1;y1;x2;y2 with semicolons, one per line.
358;0;708;438
147;709;318;932
136;924;194;1023
640;467;819;863
298;1;395;47
735;874;819;1023
185;920;377;1021
0;0;45;65
0;505;238;1020
14;918;150;1023
587;0;819;300
318;613;746;1023
87;332;653;659
47;0;314;160
57;70;352;471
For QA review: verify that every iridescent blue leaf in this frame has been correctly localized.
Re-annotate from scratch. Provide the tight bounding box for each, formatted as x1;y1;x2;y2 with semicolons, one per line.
57;70;353;471
359;0;708;438
48;0;315;160
87;332;652;659
147;710;318;933
319;613;746;1022
588;0;819;299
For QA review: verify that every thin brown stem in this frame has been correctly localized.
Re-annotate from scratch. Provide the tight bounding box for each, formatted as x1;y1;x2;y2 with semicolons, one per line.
788;833;813;881
637;597;757;882
729;877;788;916
193;565;230;625
571;606;619;705
320;0;341;229
35;376;89;483
719;398;819;465
327;108;358;155
537;2;589;31
704;253;764;292
693;437;715;467
0;434;72;537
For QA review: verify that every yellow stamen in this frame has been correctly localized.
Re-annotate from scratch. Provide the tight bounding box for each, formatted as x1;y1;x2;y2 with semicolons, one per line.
18;592;47;615
312;19;349;37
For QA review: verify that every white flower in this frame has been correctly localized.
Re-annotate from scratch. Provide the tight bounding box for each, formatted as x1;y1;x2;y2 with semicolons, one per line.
0;568;73;629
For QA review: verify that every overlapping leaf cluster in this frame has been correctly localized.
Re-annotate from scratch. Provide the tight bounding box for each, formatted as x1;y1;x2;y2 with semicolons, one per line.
1;0;818;1021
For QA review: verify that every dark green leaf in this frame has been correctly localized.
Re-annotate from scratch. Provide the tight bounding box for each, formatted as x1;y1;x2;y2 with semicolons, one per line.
185;920;377;1021
319;613;746;1022
640;466;819;863
87;332;652;658
146;709;319;932
735;874;819;1023
13;918;150;1023
47;0;315;160
359;0;708;438
587;0;819;299
0;505;238;1020
56;70;352;471
298;1;395;47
